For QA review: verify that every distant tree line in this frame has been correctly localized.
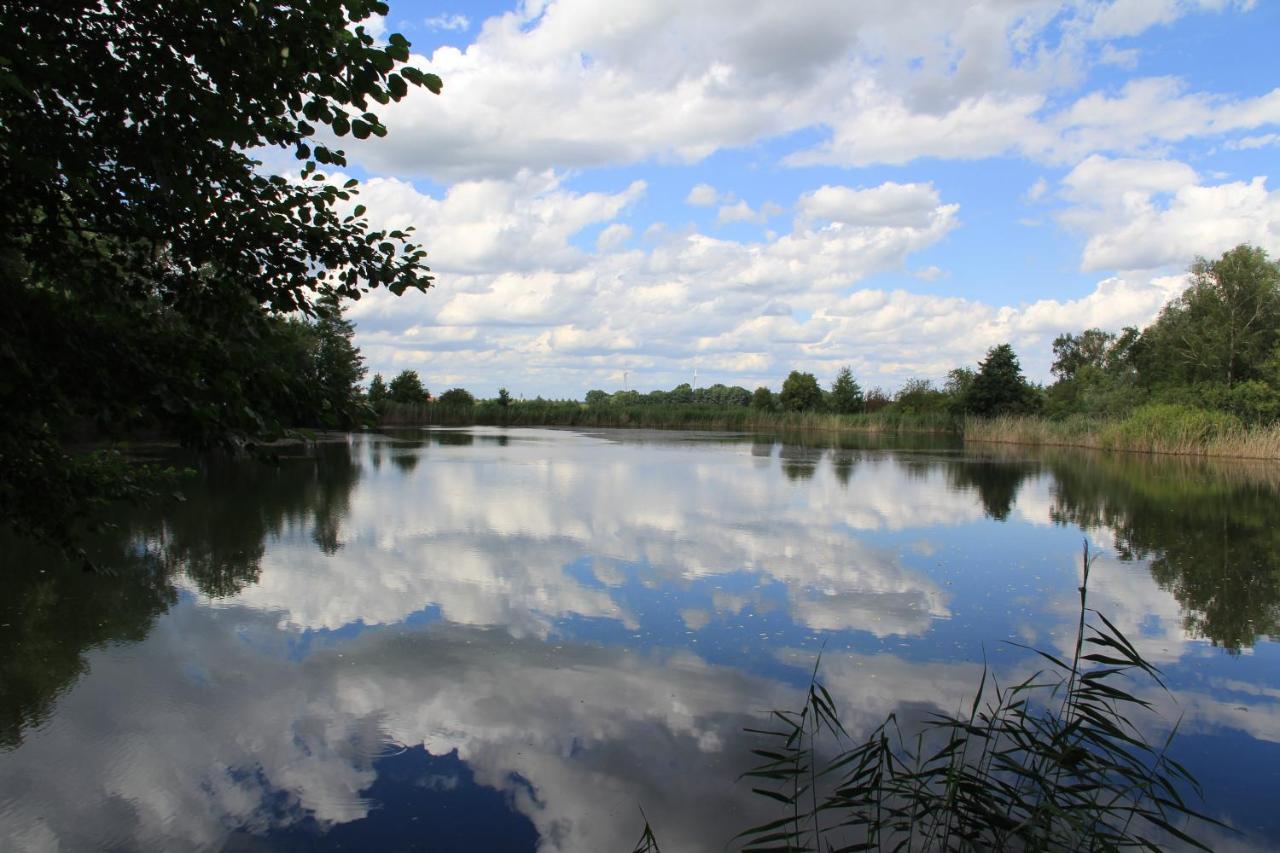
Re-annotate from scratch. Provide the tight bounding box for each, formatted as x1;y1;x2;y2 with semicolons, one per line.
368;245;1278;433
566;244;1280;426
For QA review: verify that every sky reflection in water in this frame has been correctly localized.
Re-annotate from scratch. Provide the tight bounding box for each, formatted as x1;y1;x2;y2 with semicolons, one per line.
2;428;1279;852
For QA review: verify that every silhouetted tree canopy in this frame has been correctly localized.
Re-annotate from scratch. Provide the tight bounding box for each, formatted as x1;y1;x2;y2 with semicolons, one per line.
387;370;428;405
0;0;440;543
966;344;1040;417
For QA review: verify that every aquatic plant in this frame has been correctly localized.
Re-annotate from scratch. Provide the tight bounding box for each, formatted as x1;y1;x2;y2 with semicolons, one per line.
735;543;1224;852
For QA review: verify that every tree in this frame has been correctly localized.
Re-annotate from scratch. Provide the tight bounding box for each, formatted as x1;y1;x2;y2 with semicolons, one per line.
1143;245;1280;388
669;383;695;404
368;374;388;406
387;370;427;405
312;297;367;428
497;388;513;408
780;371;823;412
437;388;475;407
828;367;864;414
751;386;777;411
1051;329;1117;381
967;344;1039;417
585;389;610;406
1;0;442;542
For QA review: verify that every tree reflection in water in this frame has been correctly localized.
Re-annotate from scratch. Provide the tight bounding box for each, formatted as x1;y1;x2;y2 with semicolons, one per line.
0;437;365;747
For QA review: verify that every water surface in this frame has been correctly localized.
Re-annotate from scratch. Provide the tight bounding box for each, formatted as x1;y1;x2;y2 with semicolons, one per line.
2;428;1278;851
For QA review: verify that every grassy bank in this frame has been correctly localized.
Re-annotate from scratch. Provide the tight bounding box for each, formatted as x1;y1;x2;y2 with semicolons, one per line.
377;400;1280;460
965;403;1280;460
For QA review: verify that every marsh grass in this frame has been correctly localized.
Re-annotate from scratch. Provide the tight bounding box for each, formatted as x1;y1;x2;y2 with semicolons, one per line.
384;399;955;434
966;405;1280;460
381;400;1280;459
735;543;1224;852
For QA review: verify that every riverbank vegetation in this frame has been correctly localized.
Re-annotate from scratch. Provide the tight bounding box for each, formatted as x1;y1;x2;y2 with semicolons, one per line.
373;244;1280;460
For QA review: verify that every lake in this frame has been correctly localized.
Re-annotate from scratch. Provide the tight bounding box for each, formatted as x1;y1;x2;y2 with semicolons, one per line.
2;427;1279;851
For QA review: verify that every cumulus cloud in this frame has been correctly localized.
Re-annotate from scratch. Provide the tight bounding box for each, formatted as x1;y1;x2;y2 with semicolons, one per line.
595;222;632;251
339;172;1199;392
685;183;719;206
299;1;1280;394
798;182;945;228
1058;155;1280;271
339;0;1271;180
790;77;1280;168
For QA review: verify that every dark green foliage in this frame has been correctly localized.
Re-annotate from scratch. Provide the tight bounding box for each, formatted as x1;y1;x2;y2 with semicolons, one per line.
497;388;513;408
1045;328;1143;418
1143;246;1280;389
0;0;438;543
894;378;949;415
781;371;824;412
311;298;368;427
738;544;1221;852
1046;246;1280;424
368;374;389;406
752;386;778;411
829;367;864;415
583;383;755;408
387;370;428;405
437;387;476;407
669;383;695;404
966;344;1041;416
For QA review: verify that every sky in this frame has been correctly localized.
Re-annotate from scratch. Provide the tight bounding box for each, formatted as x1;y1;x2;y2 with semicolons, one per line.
320;0;1280;398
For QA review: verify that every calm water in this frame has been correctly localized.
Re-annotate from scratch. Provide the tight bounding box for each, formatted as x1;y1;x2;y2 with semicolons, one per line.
2;427;1279;851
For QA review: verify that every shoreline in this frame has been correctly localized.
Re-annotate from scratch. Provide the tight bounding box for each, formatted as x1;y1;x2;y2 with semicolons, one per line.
376;405;1280;463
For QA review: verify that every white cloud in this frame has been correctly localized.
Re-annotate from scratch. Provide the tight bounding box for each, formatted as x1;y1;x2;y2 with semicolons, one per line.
595;222;632;251
1226;133;1280;150
425;13;470;31
798;182;946;228
685;183;719;206
716;199;782;225
336;172;1209;392
340;1;1271;180
791;77;1280;168
301;2;1280;394
1058;155;1280;271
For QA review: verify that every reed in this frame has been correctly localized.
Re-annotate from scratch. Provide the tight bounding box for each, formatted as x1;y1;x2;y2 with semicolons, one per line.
378;399;1280;460
730;542;1223;852
965;404;1280;460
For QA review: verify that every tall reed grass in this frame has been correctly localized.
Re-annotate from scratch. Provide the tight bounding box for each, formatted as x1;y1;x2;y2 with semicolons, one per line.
965;404;1280;460
378;399;1280;460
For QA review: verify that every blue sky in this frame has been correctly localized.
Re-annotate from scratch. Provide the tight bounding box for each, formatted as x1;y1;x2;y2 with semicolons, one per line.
329;0;1280;398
